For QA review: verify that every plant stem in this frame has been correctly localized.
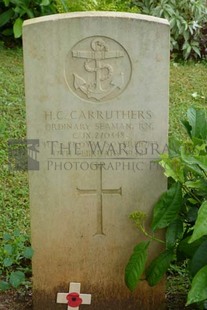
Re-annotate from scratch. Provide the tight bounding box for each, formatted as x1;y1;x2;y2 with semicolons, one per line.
140;225;165;244
182;185;202;204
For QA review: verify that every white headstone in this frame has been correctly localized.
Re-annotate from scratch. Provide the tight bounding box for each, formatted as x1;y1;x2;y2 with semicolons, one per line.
23;12;169;310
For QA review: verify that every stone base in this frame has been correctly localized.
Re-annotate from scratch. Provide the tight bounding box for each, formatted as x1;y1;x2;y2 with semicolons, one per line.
33;280;166;310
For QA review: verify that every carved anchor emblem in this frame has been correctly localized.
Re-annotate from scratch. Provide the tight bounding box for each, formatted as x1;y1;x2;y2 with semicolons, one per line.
72;38;125;101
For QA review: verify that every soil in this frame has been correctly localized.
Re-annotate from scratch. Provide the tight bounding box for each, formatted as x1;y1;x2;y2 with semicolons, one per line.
0;290;32;310
0;289;198;310
166;292;197;310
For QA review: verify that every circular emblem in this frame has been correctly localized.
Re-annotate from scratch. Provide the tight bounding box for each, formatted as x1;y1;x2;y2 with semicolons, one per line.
64;36;132;103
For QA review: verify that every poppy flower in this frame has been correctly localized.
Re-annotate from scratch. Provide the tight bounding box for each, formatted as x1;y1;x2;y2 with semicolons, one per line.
66;292;82;307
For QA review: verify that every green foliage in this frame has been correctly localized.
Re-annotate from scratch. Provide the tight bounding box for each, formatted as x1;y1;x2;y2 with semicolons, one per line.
125;241;149;291
0;44;31;291
169;62;207;141
125;107;207;308
189;202;207;243
0;230;33;291
151;182;182;231
187;265;207;306
0;0;57;40
166;219;183;249
131;0;207;59
56;0;98;12
146;249;174;286
56;0;139;13
188;240;207;277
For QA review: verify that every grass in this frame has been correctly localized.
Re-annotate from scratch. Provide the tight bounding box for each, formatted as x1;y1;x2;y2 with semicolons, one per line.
170;61;207;138
0;42;31;291
0;42;29;237
0;41;207;296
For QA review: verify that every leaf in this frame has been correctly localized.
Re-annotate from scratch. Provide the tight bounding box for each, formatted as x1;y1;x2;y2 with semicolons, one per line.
25;8;34;19
193;156;207;172
23;247;34;259
151;182;182;231
3;0;10;6
125;241;149;292
3;257;13;267
168;137;182;157
187;265;207;306
170;17;176;29
192;46;201;57
186;206;198;223
0;281;10;291
146;250;174;286
58;0;69;12
189;240;207;277
189;201;207;243
183;30;190;41
185;179;207;191
3;233;11;241
181;119;192;138
2;28;13;36
182;153;207;172
186;179;207;198
159;157;184;183
187;107;207;140
41;0;50;5
14;229;20;237
181;148;206;176
184;162;205;178
13;17;23;39
4;244;13;255
0;9;13;28
188;198;198;205
166;219;183;249
177;236;207;260
9;271;25;288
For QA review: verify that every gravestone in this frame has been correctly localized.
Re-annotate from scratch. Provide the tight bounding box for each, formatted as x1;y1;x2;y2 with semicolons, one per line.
23;12;169;310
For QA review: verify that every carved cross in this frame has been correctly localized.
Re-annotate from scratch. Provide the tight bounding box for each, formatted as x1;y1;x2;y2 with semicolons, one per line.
56;282;91;310
77;164;122;235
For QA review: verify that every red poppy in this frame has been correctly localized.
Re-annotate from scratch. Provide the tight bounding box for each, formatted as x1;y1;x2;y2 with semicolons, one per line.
66;292;82;308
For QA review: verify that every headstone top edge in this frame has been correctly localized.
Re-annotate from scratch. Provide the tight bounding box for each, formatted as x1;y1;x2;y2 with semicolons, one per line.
23;11;169;28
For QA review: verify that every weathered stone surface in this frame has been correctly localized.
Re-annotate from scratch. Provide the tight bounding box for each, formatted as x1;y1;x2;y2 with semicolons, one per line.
23;12;169;309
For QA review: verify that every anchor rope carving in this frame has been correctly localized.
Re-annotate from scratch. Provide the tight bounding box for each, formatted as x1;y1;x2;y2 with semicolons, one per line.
84;59;113;82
